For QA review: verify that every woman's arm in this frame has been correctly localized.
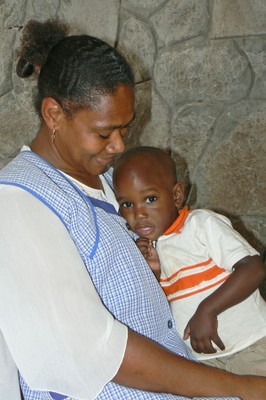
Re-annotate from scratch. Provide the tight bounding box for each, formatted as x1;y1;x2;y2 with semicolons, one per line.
115;328;266;400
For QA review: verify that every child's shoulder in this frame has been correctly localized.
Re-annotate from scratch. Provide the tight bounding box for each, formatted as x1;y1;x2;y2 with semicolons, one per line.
189;208;218;219
188;208;232;227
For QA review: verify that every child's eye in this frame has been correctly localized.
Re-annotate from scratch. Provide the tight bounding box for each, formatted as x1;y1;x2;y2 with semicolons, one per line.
146;196;157;203
120;201;133;208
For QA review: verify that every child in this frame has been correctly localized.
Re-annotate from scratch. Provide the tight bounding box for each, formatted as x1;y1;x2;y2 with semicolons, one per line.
113;145;266;375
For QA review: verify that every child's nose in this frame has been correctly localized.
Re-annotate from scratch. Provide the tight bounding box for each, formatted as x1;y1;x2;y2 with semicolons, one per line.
134;205;148;219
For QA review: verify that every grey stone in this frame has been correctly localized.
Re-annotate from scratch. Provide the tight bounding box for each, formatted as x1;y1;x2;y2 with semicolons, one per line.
117;15;156;82
139;87;170;150
171;102;224;177
0;0;26;28
60;0;119;43
154;39;251;106
194;101;266;216
125;81;152;149
25;0;60;23
151;0;209;47
0;92;38;163
121;0;165;18
237;37;266;100
0;29;15;96
212;0;266;38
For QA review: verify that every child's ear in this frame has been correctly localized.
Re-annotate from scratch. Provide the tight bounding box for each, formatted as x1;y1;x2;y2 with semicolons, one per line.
173;183;185;208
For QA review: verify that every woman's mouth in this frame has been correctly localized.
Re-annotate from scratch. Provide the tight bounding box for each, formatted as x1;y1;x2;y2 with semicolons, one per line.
95;156;113;167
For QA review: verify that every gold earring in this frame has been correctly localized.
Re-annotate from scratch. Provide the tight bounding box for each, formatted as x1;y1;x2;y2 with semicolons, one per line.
51;128;56;142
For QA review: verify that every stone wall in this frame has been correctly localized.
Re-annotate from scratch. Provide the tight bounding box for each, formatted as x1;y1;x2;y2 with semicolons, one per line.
0;0;266;293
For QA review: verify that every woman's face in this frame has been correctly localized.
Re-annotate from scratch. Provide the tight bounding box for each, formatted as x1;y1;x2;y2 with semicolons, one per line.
53;84;135;184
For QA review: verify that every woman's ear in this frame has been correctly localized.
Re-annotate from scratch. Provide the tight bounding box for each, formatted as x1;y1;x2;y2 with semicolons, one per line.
173;182;185;208
41;97;64;131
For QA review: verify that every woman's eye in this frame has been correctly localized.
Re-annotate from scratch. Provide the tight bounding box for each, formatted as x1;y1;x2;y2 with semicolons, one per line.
99;133;111;139
146;196;157;203
120;202;132;208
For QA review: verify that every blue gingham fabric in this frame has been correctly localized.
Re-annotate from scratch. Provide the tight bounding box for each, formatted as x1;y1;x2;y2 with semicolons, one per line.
0;151;239;400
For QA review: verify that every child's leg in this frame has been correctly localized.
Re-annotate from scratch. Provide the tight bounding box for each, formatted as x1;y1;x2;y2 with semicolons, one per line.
202;337;266;376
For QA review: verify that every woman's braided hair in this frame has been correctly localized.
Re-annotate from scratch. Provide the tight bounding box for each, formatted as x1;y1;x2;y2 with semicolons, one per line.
16;19;134;118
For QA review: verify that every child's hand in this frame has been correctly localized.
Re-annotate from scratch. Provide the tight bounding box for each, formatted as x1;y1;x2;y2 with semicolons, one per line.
136;237;161;280
183;307;225;354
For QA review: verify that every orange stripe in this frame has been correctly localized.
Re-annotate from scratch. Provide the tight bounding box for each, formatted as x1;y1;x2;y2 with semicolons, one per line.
167;275;229;302
161;265;227;296
160;258;213;282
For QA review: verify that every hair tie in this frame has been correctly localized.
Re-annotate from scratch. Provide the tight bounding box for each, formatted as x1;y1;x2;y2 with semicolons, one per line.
34;64;42;75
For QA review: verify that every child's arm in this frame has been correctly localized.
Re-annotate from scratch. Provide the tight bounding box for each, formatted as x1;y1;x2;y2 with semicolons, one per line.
183;254;266;354
136;237;161;280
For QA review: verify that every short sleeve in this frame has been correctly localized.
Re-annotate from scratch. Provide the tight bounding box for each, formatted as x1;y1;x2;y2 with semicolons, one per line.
0;185;127;399
195;210;259;271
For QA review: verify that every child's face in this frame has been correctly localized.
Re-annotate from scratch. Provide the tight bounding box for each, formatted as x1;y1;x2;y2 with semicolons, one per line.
114;158;184;241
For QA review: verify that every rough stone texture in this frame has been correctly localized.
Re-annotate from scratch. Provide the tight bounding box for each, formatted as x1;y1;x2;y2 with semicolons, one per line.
0;29;15;96
151;0;209;47
25;0;60;23
212;0;266;38
124;81;152;149
117;15;156;82
237;37;266;100
122;0;165;18
195;101;266;216
139;87;170;150
171;102;224;176
0;0;26;27
154;38;251;106
0;0;266;297
60;0;119;42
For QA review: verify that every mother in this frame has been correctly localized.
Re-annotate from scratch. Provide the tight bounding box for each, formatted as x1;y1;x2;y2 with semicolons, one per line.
0;18;265;400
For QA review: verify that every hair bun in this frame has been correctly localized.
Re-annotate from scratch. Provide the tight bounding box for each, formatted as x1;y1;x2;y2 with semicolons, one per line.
16;58;35;78
16;18;69;79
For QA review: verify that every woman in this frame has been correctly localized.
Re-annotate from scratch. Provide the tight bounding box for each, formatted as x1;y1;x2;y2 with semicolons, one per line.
0;18;265;400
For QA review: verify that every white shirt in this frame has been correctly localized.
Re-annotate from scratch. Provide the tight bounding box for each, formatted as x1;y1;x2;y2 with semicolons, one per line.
158;209;266;360
0;172;127;399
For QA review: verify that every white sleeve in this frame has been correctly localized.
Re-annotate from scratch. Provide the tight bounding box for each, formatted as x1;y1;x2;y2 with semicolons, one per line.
0;186;127;400
196;210;259;271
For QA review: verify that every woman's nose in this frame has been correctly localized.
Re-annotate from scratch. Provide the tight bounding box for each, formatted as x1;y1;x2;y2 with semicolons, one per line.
106;129;125;153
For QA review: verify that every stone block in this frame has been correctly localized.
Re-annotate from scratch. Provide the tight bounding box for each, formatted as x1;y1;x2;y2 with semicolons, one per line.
0;30;14;96
212;0;266;38
139;86;170;150
171;103;223;176
151;0;209;47
117;15;156;82
194;101;266;216
60;0;119;43
154;38;251;106
121;0;165;18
